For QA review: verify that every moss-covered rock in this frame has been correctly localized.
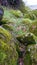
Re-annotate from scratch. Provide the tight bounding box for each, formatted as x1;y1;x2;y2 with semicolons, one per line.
29;20;37;36
0;6;37;65
17;33;36;45
27;44;37;65
0;27;12;42
10;9;23;18
24;12;36;20
0;39;18;65
2;24;13;31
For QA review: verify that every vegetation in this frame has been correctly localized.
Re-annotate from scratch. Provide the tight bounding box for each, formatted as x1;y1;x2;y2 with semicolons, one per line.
0;0;37;65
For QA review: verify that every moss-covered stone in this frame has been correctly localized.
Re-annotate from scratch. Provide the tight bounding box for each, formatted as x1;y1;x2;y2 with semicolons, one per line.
2;24;13;31
17;33;36;45
0;27;12;42
29;20;37;36
0;39;18;65
10;9;23;18
0;6;37;65
27;44;37;65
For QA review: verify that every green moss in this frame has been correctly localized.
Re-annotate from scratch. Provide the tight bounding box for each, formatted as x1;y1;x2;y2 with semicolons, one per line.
10;10;23;18
0;39;18;65
0;27;12;42
2;24;13;31
31;10;37;17
24;12;36;20
29;20;37;36
27;44;37;64
0;51;7;63
21;18;31;29
17;33;36;45
0;6;37;65
22;18;32;23
12;18;31;36
24;52;32;65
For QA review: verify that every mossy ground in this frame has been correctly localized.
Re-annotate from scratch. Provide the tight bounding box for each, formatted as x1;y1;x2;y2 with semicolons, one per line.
0;6;37;65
